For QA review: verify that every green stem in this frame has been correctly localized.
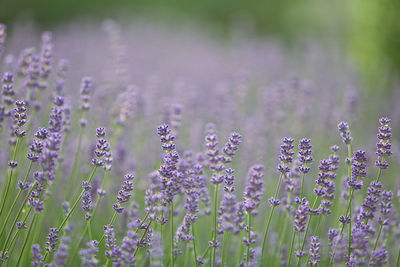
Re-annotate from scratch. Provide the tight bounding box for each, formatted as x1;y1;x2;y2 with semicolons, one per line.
15;212;37;266
246;212;252;267
396;246;400;267
212;183;219;267
43;166;98;263
0;160;33;239
0;136;21;219
372;224;383;251
66;123;85;199
192;223;198;267
221;231;226;267
296;196;319;267
171;202;175;267
261;172;284;264
287;230;296;267
98;211;118;246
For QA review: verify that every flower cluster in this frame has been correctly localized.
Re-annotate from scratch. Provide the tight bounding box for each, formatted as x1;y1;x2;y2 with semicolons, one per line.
298;138;313;173
243;165;265;215
349;150;367;190
338;121;352;144
113;173;135;213
375;117;392;169
313;159;336;215
92;127;110;167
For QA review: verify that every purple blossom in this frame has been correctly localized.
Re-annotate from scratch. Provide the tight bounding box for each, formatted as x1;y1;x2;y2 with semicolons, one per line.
294;199;309;232
45;228;59;253
375;117;392;169
104;224;121;264
348;150;367;190
358;181;382;222
31;244;44;266
79;240;99;267
54;237;70;266
309;236;320;266
370;249;387;267
338;121;352;144
277;137;295;173
92;127;110;167
113;173;135;213
243;165;264;215
2;72;15;107
298;138;313;173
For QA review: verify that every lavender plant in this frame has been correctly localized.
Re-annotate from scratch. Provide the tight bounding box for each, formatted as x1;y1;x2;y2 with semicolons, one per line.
0;21;398;267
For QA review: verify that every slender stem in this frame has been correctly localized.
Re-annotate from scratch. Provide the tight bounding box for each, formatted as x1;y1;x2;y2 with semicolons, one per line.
373;224;383;251
171;202;175;267
192;223;198;267
276;211;290;266
98;211;118;246
66;123;85;199
87;220;93;241
396;246;400;267
246;212;252;267
329;144;353;267
212;183;219;267
0;161;33;239
296;196;319;267
0;136;21;218
346;144;352;261
287;230;296;267
15;212;37;266
43;166;98;263
261;172;285;264
300;167;307;199
221;231;226;267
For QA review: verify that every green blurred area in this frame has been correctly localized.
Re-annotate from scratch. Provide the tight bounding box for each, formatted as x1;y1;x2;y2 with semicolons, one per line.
1;0;399;88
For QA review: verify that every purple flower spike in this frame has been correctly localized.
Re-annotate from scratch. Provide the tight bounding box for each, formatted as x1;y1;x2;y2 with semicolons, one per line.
338;121;352;144
309;236;320;266
375;117;392;169
277;137;295;174
243;165;264;215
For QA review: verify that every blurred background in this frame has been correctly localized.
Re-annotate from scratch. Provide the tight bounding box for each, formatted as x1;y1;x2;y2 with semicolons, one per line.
1;0;400;89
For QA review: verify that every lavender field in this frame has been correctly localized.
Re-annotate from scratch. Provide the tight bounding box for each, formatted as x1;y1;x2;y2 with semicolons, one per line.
0;20;399;266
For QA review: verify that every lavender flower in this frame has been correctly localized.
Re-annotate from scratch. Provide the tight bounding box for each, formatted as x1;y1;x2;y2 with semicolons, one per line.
375;117;392;169
113;173;135;213
157;124;181;205
79;77;94;126
38;32;53;90
358;181;382;222
309;236;320;266
338;121;352;144
222;132;242;164
294;199;309;232
369;249;387;267
204;123;223;172
31;244;44;266
348;150;367;191
277;137;295;174
79;240;99;267
120;224;138;266
313;159;335;214
2;72;15;107
45;228;59;253
378;190;393;226
298;138;313;173
104;224;121;264
243;165;264;215
92;127;110;167
54;237;70;266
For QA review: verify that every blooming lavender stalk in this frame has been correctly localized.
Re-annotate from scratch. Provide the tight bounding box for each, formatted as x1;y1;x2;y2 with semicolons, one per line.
298;138;313;198
375;117;392;177
79;240;99;267
0;100;28;219
66;77;94;198
31;244;44;266
308;236;320;266
371;190;393;257
243;165;264;267
288;198;310;266
104;225;122;266
261;137;294;265
42;127;107;263
157;124;180;267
